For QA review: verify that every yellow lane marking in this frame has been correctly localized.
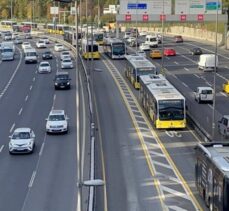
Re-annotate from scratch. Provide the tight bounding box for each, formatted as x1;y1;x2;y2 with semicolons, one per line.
103;57;203;211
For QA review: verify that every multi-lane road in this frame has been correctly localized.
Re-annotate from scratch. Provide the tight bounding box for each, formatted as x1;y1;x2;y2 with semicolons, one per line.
0;36;90;211
1;32;229;211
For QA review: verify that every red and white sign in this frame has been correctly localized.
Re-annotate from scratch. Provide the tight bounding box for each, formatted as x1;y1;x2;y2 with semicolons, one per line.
197;14;204;21
125;14;131;21
160;15;166;21
142;14;148;21
180;14;186;21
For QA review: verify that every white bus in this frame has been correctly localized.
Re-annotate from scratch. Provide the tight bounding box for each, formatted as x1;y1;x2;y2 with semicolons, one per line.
139;74;186;129
125;55;157;89
103;38;126;59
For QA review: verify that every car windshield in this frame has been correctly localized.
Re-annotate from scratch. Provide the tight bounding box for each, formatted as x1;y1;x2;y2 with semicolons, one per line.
49;115;65;121
63;59;71;63
40;63;49;67
56;75;69;80
62;52;70;55
44;51;51;54
12;132;30;139
56;45;62;47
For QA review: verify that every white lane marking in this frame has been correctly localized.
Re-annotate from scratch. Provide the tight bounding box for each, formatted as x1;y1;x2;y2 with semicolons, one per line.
220;91;227;97
33;77;35;82
28;171;36;187
194;74;200;78
168;205;188;211
208;104;213;109
10;123;15;133
206;82;212;87
53;94;56;101
174;61;179;65
216;73;227;81
18;108;23;115
0;145;4;153
39;142;45;156
173;75;178;79
25;95;29;101
30;85;33;90
184;67;189;71
0;46;22;99
182;82;188;88
162;185;191;200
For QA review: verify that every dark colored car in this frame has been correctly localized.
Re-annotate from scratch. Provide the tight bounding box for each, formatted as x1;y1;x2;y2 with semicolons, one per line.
191;47;203;55
42;51;53;60
175;35;183;43
54;72;71;90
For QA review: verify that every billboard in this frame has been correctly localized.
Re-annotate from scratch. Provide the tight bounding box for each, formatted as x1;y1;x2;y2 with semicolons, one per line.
175;0;221;14
119;0;172;15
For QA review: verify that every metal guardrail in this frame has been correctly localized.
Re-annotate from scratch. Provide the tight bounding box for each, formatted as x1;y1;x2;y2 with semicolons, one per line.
36;34;96;211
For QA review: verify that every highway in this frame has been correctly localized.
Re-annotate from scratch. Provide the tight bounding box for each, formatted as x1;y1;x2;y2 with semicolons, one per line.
0;36;89;211
0;32;228;211
91;34;229;211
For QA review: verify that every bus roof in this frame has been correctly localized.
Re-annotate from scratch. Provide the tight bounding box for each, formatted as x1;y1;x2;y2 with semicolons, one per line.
81;38;98;45
197;143;229;173
140;74;166;85
125;55;156;70
146;80;185;101
104;38;124;44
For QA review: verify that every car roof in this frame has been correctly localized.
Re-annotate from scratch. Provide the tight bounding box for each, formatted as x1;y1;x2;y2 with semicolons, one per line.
56;71;69;76
49;110;65;115
223;115;229;119
14;128;31;133
40;61;49;64
197;86;213;90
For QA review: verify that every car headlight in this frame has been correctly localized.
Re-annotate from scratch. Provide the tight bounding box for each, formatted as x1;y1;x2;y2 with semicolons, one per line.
55;82;58;85
67;82;70;85
27;141;33;146
9;142;13;147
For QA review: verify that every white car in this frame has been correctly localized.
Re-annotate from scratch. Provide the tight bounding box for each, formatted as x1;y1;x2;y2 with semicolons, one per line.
46;110;69;134
39;37;49;44
139;43;150;51
22;42;31;50
9;128;35;154
54;44;64;52
36;40;46;48
139;31;148;36
137;50;146;57
194;87;213;103
61;58;73;69
38;61;51;73
127;37;136;43
60;51;71;61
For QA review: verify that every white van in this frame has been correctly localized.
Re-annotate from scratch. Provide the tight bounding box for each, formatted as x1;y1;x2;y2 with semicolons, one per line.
194;86;213;103
145;35;158;48
198;54;218;71
24;48;38;64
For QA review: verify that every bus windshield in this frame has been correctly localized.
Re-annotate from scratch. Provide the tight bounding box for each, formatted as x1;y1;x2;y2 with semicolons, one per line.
94;34;103;41
87;45;98;52
112;44;125;55
158;100;184;120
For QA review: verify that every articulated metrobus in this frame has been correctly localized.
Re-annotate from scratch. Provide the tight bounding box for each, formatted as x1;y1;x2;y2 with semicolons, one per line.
93;32;104;45
1;20;17;29
103;38;126;59
63;30;82;46
125;55;157;89
46;24;69;35
81;38;100;60
195;142;229;211
139;74;186;129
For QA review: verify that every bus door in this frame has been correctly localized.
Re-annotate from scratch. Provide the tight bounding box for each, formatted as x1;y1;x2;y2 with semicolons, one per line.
131;68;136;86
206;168;213;208
148;100;156;124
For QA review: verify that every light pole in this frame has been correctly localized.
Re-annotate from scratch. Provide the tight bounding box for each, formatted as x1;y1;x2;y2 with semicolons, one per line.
161;0;165;75
10;0;13;20
212;0;219;140
135;0;138;52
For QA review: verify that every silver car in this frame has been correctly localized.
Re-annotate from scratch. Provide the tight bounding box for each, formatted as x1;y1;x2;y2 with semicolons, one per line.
61;58;73;69
9;128;35;154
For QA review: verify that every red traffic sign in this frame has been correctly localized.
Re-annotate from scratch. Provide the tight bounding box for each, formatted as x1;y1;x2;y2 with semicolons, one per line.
160;15;166;21
180;14;186;21
142;14;148;21
197;14;204;21
125;14;131;21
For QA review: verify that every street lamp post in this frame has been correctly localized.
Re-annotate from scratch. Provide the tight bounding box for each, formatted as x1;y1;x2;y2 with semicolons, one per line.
10;0;13;20
212;0;219;140
161;0;165;75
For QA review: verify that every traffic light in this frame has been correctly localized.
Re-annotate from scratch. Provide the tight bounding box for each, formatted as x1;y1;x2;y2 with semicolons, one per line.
53;0;73;2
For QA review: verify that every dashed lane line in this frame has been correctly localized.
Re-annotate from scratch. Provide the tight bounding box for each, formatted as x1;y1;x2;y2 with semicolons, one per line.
10;123;15;133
